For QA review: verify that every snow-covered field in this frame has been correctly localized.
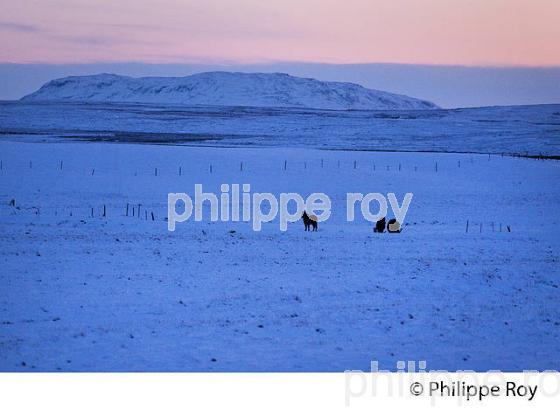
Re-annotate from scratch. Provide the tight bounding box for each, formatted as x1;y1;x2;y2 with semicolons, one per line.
1;140;558;371
1;102;559;155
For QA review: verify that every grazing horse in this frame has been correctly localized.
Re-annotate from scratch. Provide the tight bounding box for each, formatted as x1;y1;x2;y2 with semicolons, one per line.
387;218;401;233
302;211;318;231
374;217;386;233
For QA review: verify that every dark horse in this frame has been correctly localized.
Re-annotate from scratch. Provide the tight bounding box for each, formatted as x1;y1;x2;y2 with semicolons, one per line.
302;211;318;231
374;217;386;233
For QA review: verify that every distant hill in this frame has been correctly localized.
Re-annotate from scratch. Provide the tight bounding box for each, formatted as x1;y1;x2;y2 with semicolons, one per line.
21;72;438;110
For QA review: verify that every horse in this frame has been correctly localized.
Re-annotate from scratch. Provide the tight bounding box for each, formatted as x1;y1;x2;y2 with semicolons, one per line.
387;218;401;233
374;217;386;233
302;211;318;231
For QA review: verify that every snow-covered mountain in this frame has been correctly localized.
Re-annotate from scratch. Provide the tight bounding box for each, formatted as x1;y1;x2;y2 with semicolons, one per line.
21;72;438;110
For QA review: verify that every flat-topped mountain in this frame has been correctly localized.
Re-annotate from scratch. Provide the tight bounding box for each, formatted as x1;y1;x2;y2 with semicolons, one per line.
21;72;438;110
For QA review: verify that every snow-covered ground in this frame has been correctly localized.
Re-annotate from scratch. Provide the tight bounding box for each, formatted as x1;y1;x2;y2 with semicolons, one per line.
1;140;558;371
1;101;559;155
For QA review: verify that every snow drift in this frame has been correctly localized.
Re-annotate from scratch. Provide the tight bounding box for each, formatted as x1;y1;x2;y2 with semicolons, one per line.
21;72;438;110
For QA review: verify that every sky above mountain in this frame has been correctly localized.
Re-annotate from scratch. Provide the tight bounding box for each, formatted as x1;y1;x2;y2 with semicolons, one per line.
1;0;559;66
1;1;559;107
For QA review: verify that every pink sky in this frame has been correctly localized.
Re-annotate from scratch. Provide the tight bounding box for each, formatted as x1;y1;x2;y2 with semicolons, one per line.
1;0;559;66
